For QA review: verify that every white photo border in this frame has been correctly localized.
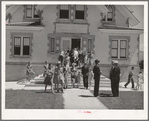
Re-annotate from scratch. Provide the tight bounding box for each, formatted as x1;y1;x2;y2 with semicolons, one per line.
2;1;148;120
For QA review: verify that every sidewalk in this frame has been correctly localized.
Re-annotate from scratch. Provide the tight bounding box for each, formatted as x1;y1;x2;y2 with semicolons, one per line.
63;88;107;109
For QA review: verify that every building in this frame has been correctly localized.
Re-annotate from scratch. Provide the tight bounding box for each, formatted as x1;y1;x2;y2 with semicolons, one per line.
6;5;143;81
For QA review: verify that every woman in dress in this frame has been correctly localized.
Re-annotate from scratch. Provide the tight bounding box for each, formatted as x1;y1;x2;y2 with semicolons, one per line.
53;62;61;92
44;63;55;94
43;61;48;77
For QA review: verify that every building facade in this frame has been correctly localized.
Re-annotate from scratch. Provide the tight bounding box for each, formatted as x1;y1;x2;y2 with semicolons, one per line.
6;5;143;81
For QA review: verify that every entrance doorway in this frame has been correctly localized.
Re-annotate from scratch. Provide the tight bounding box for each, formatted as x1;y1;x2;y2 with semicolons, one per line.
71;39;81;50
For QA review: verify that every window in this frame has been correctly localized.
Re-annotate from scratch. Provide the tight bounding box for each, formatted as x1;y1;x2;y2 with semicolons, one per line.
50;38;55;52
103;5;114;22
26;5;39;19
111;39;127;59
120;40;127;58
59;5;69;19
14;36;30;56
88;39;92;53
75;5;85;20
111;40;118;58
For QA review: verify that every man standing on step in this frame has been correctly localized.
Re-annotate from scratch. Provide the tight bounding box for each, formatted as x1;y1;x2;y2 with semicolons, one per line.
93;59;101;97
82;63;89;89
110;60;121;97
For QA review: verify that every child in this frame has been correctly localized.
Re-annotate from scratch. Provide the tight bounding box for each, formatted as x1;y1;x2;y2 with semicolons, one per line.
76;71;82;88
53;62;61;92
88;68;94;89
59;66;65;93
26;62;35;81
71;63;77;88
44;63;55;94
135;70;143;90
63;62;69;89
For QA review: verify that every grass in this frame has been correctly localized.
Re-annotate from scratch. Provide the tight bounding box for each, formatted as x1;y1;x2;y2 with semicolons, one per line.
90;90;143;109
6;90;64;109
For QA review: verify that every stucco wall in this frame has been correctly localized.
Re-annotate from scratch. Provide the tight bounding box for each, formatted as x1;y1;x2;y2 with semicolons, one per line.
115;7;128;27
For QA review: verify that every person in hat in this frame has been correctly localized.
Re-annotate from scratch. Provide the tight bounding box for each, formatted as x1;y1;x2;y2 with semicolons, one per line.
109;60;121;97
93;59;101;97
82;62;89;89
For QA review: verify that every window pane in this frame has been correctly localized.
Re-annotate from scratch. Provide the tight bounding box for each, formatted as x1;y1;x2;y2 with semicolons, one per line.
76;5;84;10
112;49;118;58
23;37;30;55
120;49;126;58
60;5;69;10
14;37;21;45
51;38;55;52
107;13;112;18
88;39;92;53
120;40;126;48
14;37;21;55
23;46;30;55
112;40;118;48
60;10;69;19
26;9;32;18
23;37;30;45
75;10;84;19
14;47;21;55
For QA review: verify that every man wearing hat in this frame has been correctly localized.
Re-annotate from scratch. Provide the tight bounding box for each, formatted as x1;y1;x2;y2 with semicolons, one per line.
109;60;121;97
93;59;101;97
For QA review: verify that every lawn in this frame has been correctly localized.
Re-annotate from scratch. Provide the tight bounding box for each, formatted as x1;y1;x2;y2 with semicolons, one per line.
6;90;64;109
90;90;143;109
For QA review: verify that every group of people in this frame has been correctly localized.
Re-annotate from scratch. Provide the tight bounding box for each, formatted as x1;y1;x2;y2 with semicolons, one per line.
26;55;143;97
58;47;94;68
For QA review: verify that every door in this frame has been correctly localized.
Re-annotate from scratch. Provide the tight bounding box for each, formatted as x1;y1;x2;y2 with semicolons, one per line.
71;39;80;50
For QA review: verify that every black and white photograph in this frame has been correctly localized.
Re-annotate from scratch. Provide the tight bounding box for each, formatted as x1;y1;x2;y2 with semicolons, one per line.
1;1;148;120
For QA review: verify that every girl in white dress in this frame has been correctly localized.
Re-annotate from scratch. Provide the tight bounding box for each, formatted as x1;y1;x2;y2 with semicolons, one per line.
88;68;94;89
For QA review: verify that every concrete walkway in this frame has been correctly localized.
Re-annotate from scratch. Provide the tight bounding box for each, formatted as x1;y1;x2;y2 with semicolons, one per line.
63;88;107;109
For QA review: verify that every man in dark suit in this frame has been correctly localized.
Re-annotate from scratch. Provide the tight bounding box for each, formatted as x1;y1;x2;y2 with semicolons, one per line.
109;60;121;97
82;63;89;89
93;59;101;97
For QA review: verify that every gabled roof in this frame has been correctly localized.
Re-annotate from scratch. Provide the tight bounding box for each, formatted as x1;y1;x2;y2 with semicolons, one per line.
96;5;109;16
6;5;140;27
115;5;140;27
6;5;21;16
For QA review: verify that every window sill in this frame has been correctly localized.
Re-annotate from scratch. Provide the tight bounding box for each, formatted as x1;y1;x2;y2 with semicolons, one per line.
13;55;31;58
111;58;128;60
102;21;115;25
23;18;40;22
73;19;88;24
56;19;71;23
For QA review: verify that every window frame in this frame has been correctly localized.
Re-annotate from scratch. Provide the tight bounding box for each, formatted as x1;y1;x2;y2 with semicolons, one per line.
13;36;31;57
25;5;39;19
50;38;55;53
74;5;86;21
102;5;114;22
87;38;92;53
111;39;128;59
111;40;118;58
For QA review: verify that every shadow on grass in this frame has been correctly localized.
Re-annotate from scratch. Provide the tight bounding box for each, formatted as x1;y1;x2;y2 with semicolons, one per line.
79;95;94;97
